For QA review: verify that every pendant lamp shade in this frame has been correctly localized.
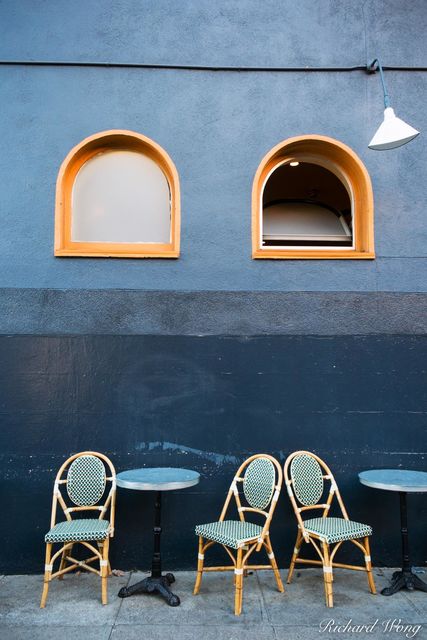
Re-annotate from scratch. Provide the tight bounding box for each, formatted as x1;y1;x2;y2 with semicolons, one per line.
369;107;420;151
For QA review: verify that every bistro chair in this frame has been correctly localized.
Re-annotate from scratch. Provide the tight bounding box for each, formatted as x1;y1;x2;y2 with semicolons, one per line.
193;454;284;615
284;450;376;607
40;451;116;608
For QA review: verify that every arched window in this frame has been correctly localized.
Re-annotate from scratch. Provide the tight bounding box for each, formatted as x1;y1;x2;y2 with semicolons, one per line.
252;135;374;259
55;130;180;258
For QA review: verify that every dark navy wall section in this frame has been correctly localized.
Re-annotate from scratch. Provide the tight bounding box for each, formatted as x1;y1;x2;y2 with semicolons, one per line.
1;334;426;574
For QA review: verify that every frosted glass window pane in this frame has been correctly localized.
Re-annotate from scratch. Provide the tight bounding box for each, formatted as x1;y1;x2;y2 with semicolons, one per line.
71;151;171;243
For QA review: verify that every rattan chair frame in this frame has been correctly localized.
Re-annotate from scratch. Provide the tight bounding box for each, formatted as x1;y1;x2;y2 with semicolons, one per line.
193;453;284;615
40;451;116;608
284;450;375;607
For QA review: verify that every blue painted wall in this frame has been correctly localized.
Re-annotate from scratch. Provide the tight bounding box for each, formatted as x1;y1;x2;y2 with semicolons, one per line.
0;1;426;574
0;0;426;291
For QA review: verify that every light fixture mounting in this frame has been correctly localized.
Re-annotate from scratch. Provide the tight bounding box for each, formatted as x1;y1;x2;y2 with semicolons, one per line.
367;59;420;150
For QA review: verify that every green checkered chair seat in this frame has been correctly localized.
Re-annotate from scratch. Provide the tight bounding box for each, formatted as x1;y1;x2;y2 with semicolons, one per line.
195;520;263;549
45;518;110;543
302;517;372;544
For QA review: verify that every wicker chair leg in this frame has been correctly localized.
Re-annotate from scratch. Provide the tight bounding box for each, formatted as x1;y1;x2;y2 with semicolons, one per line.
98;541;113;576
98;542;113;576
101;537;109;605
322;568;329;603
58;546;66;580
234;547;243;616
265;536;284;592
238;573;244;614
286;531;302;584
322;542;334;608
193;536;205;595
363;537;376;594
40;543;53;608
58;543;72;580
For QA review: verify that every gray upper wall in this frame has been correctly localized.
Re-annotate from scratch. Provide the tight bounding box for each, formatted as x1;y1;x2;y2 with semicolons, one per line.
0;0;426;293
2;0;427;67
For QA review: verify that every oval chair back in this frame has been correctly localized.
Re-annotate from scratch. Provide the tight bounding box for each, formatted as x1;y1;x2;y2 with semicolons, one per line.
243;456;277;510
284;450;348;539
67;455;107;506
50;451;116;532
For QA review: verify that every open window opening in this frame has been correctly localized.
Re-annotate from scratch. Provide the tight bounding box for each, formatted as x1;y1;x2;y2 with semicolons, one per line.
252;135;375;259
262;162;353;249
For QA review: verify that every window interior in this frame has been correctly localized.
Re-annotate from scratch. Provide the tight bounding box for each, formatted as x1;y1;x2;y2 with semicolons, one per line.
262;162;352;248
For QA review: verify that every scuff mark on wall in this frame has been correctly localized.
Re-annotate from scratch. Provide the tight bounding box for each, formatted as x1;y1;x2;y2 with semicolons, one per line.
135;441;239;466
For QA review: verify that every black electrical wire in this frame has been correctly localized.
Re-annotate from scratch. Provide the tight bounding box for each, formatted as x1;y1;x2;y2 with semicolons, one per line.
0;60;426;72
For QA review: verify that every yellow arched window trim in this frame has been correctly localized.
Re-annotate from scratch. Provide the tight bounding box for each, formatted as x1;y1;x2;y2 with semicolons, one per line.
54;129;180;258
251;135;375;259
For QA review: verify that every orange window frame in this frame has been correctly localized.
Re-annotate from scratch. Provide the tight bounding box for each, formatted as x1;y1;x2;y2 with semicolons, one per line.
55;130;180;258
251;135;375;259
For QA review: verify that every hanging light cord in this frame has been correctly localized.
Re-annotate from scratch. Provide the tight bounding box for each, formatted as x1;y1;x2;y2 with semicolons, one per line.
367;59;391;108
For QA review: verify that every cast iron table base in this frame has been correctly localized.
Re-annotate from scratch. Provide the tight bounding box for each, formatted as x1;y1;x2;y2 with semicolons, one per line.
118;491;181;606
382;570;427;596
118;572;180;606
381;491;427;596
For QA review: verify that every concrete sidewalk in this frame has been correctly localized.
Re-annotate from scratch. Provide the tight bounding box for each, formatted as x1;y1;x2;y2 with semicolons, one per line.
0;568;426;639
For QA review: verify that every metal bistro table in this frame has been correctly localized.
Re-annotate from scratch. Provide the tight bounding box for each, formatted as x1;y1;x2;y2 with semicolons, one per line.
117;467;200;606
359;469;427;596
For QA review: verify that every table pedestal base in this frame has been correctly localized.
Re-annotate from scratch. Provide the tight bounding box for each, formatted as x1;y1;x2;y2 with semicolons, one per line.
382;570;427;596
118;572;180;606
381;491;427;597
118;491;182;606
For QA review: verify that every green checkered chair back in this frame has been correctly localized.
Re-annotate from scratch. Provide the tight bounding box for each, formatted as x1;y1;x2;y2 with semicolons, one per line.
219;454;282;537
50;451;116;533
290;453;324;506
284;450;350;526
67;455;107;506
243;457;276;510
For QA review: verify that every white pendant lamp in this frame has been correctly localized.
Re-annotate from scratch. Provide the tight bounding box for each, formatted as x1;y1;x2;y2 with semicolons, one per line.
368;59;420;150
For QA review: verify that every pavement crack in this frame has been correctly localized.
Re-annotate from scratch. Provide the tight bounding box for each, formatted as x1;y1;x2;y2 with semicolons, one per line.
107;570;132;639
255;569;273;625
